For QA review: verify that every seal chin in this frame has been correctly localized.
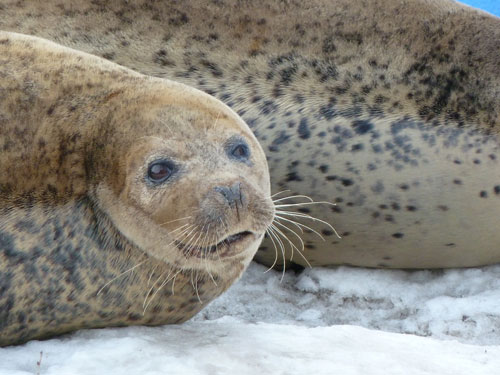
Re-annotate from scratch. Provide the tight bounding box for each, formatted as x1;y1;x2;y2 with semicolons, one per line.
175;230;259;259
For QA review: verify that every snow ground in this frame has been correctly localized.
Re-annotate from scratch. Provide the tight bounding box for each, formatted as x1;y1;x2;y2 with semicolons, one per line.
1;263;499;375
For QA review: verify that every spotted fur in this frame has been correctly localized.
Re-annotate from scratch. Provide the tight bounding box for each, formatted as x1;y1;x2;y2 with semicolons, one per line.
1;0;499;270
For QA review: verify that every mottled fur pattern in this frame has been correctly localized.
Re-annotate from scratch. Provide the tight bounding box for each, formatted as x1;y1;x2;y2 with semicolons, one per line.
0;32;273;346
1;2;500;266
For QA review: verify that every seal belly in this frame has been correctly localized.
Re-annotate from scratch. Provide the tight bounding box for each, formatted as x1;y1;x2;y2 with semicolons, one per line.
255;118;500;268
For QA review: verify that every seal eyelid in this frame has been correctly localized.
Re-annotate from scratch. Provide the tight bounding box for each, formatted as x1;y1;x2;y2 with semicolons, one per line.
147;160;176;184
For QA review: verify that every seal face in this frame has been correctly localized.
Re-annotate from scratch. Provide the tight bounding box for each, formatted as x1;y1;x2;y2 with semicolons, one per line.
0;32;274;346
3;0;498;270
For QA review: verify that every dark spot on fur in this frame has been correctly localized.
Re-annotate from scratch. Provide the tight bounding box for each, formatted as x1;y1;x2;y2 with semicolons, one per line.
153;49;175;67
297;118;311;139
341;178;353;187
200;60;223;77
319;165;329;173
331;206;343;213
272;131;290;146
351;120;373;135
322;37;336;53
286;172;302;182
169;12;189;26
350;142;364;152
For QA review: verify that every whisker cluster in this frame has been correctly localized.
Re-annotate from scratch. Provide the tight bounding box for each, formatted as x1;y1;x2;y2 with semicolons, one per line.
265;190;341;281
96;208;227;315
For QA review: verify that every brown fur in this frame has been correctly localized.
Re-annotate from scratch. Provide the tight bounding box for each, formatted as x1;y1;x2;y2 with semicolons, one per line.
0;32;273;346
1;0;500;268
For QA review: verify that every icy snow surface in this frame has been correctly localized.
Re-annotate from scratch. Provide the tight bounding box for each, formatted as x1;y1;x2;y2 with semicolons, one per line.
1;263;499;375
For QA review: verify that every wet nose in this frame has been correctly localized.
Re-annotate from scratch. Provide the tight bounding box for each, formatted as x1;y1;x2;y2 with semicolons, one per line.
214;182;243;207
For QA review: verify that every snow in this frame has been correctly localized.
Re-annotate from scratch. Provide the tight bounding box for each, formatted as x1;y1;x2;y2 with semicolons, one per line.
198;263;500;345
1;263;499;374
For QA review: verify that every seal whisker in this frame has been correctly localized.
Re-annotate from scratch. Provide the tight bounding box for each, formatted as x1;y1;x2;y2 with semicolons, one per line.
170;223;196;237
143;269;169;310
213;218;226;267
266;225;287;280
171;271;181;295
272;218;306;253
169;223;194;234
272;194;314;203
159;216;193;227
190;269;202;303
264;228;281;271
143;267;180;314
165;225;196;250
274;212;327;241
271;221;312;268
183;224;206;258
201;223;218;287
147;264;159;287
269;190;292;199
275;213;304;234
274;201;337;208
96;259;149;296
275;210;341;239
175;224;201;256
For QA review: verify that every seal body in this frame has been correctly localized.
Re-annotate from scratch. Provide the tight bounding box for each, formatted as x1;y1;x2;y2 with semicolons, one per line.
1;0;500;269
0;32;274;346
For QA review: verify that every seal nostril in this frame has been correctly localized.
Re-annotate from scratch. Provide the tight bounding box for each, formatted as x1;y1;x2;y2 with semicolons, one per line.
214;182;243;207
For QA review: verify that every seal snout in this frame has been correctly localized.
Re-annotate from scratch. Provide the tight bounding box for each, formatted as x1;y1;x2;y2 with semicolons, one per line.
214;182;245;211
171;177;272;259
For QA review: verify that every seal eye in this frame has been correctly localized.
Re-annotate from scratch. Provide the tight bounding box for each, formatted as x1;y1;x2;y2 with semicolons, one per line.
147;161;174;183
229;142;250;161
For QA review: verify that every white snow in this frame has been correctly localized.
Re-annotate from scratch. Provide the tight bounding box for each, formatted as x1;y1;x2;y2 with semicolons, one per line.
1;263;499;375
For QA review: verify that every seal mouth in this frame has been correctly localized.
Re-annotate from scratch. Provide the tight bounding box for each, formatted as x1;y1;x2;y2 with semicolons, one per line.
175;231;255;257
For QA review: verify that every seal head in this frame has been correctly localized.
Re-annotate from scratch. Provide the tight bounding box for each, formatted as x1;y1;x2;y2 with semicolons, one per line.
93;85;273;273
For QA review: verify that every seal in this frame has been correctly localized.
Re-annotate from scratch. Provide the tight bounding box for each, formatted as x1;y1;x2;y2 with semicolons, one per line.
0;31;274;346
1;0;500;269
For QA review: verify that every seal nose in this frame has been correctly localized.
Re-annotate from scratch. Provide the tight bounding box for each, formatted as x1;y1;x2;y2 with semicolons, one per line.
214;182;243;207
